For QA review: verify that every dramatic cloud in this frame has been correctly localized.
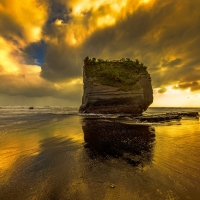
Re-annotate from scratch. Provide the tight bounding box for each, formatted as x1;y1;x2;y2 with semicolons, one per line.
174;81;200;92
0;0;47;43
0;0;200;106
162;58;183;67
0;72;82;99
157;86;167;94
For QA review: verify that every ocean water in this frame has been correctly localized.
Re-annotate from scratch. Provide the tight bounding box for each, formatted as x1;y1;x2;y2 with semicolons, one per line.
0;106;200;199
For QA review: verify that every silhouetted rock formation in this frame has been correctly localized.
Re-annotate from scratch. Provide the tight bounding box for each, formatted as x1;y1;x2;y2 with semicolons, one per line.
79;57;153;114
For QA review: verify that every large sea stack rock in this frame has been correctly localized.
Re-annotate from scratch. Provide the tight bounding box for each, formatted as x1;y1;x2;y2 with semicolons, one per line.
79;57;153;114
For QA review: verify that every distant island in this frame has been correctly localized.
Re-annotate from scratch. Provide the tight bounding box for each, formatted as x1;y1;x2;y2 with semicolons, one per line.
79;57;153;114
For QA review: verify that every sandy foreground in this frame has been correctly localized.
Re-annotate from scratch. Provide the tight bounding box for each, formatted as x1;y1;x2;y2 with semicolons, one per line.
0;114;200;200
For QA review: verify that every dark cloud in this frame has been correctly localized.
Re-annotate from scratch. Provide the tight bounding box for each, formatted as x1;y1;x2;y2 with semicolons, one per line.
0;74;82;101
0;12;23;40
46;0;71;24
41;42;82;81
162;58;183;67
174;81;200;91
157;86;167;94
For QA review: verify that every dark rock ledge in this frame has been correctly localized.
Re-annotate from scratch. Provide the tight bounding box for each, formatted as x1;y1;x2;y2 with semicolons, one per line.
81;112;199;123
127;112;199;123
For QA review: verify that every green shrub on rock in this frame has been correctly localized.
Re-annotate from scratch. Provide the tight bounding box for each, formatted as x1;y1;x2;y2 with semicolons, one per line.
83;57;148;91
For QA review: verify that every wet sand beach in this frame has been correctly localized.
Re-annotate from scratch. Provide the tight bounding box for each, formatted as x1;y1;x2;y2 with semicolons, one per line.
0;109;200;199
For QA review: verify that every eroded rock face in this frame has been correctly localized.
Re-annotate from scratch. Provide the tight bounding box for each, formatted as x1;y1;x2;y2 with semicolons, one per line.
79;58;153;114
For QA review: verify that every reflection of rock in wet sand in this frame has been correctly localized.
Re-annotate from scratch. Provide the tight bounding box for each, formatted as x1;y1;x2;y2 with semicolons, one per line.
82;118;155;166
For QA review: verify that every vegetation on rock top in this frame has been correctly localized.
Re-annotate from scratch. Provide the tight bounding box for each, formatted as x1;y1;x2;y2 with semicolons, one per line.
83;57;148;91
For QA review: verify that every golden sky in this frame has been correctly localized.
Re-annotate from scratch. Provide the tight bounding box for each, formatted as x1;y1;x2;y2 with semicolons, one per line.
0;0;200;106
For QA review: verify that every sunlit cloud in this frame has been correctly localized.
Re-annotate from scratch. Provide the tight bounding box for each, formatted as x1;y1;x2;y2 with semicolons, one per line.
58;0;154;46
0;0;47;44
174;81;200;92
140;0;151;4
54;19;64;26
0;37;20;74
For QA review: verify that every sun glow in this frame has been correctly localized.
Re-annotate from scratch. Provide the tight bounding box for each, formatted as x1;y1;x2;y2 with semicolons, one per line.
65;31;79;46
140;0;151;3
54;19;63;26
70;78;82;85
29;27;41;42
152;85;200;107
97;15;116;27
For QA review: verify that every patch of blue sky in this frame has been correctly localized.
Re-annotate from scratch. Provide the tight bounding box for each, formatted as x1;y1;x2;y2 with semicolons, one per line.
25;40;47;65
